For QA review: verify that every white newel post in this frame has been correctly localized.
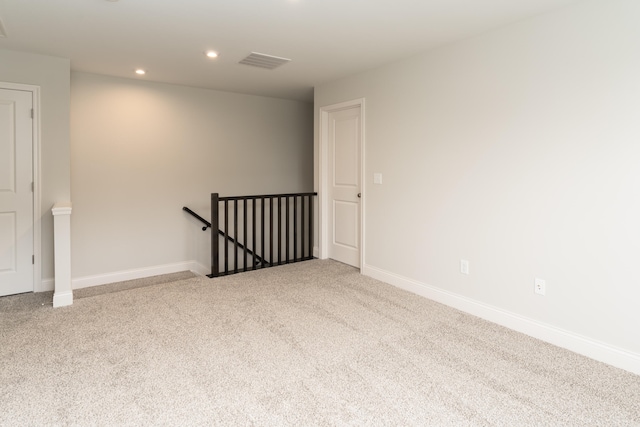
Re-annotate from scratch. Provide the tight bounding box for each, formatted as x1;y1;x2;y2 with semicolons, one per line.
52;202;73;307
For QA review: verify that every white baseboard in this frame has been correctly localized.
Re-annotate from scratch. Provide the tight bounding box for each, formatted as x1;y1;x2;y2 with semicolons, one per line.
73;261;210;289
41;260;210;292
52;290;73;308
189;261;211;277
41;278;55;292
362;263;640;376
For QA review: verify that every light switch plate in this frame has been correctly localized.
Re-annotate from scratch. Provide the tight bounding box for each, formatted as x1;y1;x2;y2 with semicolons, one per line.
373;173;382;184
460;259;469;275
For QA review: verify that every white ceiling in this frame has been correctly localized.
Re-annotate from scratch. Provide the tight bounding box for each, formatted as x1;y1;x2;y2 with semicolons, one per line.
0;0;581;102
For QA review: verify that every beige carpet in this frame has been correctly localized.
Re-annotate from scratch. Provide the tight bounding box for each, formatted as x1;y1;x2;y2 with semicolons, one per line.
1;260;639;426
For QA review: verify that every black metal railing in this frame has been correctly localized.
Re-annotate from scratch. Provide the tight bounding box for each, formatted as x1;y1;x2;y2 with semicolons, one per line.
210;192;316;277
183;206;265;265
183;206;211;231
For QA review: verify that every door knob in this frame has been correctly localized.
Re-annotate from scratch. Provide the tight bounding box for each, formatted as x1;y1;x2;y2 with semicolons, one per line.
357;193;361;198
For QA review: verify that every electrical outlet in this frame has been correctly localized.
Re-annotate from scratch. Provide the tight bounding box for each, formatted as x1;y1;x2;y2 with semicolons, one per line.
460;259;469;275
535;278;546;296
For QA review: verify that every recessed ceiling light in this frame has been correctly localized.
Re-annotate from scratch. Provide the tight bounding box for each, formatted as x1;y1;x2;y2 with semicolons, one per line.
135;69;146;75
205;51;219;59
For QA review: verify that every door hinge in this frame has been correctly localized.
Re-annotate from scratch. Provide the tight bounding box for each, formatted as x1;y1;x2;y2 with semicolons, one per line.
31;182;34;192
31;109;34;119
32;255;35;265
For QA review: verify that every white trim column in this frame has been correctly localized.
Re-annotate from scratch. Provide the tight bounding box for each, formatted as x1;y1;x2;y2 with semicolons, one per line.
52;202;72;307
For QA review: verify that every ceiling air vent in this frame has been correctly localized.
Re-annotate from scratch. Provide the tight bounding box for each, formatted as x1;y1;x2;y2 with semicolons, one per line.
239;52;291;70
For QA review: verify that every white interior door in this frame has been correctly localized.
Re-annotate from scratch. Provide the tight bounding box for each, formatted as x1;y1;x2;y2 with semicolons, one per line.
0;88;34;296
328;105;361;267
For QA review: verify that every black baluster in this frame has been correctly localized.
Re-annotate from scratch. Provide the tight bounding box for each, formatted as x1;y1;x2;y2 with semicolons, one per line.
211;193;219;277
252;198;257;270
301;196;305;259
286;196;290;263
261;197;265;267
293;196;298;261
269;197;274;267
234;199;238;274
308;195;313;259
243;198;248;272
277;196;282;265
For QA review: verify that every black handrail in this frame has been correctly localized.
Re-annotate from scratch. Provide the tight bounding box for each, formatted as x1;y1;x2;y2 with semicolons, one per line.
183;206;210;231
182;206;266;265
219;192;318;201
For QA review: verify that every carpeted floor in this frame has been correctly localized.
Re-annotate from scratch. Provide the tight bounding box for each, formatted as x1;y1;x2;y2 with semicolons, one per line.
1;260;639;426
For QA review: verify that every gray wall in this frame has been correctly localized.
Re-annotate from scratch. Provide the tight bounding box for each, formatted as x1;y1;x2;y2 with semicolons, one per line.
71;72;313;278
315;0;640;358
0;48;71;285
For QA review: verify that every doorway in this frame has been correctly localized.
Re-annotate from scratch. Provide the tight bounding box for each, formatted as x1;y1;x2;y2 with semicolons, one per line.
0;83;40;296
319;99;365;268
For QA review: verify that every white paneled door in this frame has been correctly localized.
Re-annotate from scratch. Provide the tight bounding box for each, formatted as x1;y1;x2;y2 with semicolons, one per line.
328;105;361;268
0;88;33;296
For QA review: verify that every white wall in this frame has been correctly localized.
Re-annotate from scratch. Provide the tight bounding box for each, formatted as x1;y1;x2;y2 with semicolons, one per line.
315;0;640;372
71;72;312;280
0;49;71;286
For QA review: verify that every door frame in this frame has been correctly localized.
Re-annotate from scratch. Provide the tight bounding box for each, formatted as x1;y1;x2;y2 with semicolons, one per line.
318;98;365;268
1;81;42;292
